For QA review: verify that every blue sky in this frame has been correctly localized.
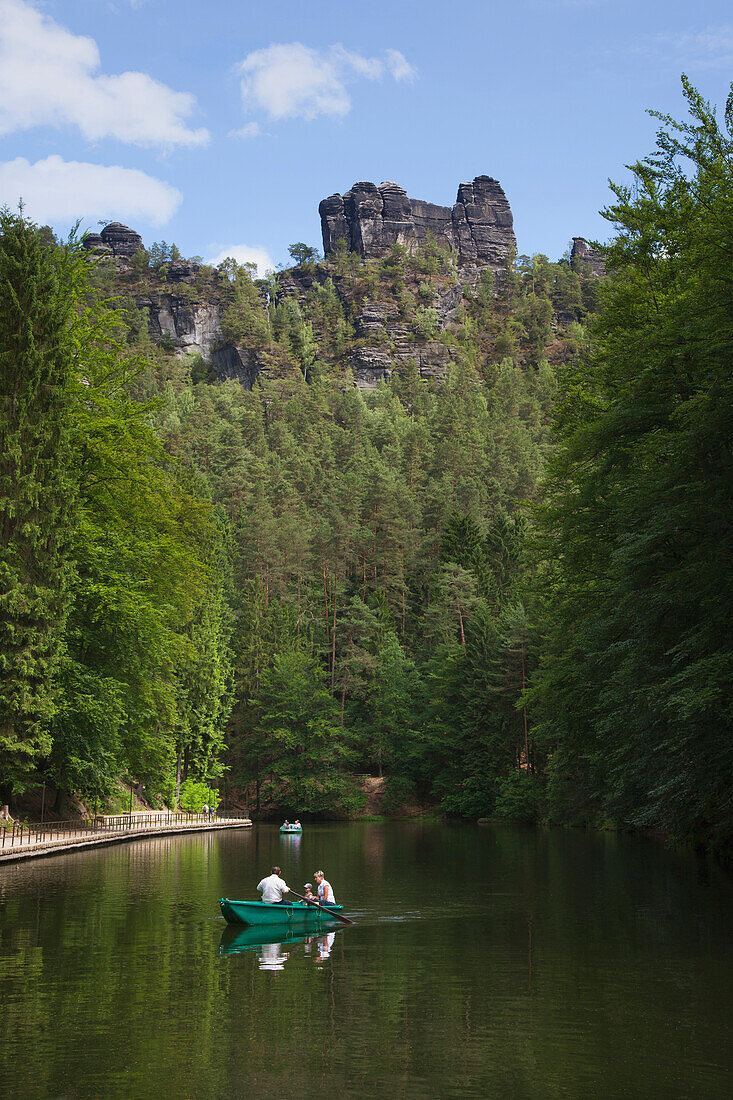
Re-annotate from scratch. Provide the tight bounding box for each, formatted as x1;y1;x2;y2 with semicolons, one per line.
1;0;732;271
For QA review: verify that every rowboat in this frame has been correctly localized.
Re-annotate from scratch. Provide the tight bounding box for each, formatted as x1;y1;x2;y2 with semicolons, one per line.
219;897;344;927
279;824;302;833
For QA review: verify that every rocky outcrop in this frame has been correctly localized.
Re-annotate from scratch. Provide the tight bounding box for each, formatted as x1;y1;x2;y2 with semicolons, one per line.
320;176;516;269
451;177;515;265
348;291;455;390
165;259;202;283
81;221;261;379
349;341;452;392
82;232;110;256
136;294;222;361
83;222;144;260
210;343;261;388
571;237;606;277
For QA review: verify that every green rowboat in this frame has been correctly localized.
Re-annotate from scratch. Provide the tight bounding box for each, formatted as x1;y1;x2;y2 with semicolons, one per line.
279;824;302;833
219;897;344;927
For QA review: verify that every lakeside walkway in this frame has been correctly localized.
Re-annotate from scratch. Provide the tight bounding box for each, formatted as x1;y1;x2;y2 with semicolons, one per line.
0;811;252;864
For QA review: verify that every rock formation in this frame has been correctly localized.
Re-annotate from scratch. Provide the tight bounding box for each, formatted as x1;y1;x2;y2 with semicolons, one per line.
136;294;222;361
79;196;603;395
82;222;144;259
319;176;516;269
571;237;606;277
82;224;224;364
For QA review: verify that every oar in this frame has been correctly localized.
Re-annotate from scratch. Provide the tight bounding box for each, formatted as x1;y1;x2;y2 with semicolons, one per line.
289;888;355;925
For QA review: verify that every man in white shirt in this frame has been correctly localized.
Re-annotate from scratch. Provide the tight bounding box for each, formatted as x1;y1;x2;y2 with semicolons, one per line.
257;865;292;903
313;870;336;905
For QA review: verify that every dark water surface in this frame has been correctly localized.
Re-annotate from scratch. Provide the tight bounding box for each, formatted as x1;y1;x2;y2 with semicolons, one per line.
1;822;732;1098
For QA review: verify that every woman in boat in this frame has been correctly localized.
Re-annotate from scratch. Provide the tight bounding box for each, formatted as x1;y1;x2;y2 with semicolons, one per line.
313;870;336;906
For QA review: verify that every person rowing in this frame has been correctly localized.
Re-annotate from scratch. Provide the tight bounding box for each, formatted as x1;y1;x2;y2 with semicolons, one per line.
313;870;336;906
257;865;292;904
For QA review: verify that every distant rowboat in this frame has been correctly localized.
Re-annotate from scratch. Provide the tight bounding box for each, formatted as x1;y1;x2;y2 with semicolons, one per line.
219;898;344;927
279;824;302;833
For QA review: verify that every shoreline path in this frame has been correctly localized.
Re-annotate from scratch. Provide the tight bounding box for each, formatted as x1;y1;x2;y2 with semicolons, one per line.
0;811;252;864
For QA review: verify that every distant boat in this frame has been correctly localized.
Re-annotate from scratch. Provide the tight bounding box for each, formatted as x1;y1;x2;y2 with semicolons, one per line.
279;823;302;833
219;898;344;927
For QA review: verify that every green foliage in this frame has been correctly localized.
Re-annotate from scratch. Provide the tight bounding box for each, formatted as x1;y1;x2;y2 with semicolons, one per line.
7;86;727;851
288;243;321;268
220;261;270;348
413;306;440;340
494;771;544;823
0;213;232;806
532;77;733;852
0;212;82;790
178;777;219;812
380;775;418;813
149;241;181;266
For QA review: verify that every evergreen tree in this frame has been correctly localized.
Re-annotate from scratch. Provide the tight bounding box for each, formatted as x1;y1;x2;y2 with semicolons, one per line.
0;213;82;793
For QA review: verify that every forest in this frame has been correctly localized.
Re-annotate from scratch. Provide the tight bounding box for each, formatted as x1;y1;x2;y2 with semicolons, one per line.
1;80;731;855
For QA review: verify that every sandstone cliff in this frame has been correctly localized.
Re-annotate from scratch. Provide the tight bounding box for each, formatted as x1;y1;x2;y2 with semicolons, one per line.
83;189;604;393
319;176;516;269
570;237;606;277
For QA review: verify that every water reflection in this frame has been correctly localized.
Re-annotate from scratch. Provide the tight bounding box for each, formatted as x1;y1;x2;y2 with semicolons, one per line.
2;824;732;1098
219;921;344;971
315;930;335;965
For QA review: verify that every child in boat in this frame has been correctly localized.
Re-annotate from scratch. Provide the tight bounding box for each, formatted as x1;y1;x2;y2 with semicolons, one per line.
303;882;316;902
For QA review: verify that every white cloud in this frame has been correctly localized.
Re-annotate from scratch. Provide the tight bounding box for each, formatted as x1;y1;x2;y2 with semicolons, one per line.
385;49;417;83
0;155;181;226
636;25;733;70
205;244;275;277
237;42;417;123
230;121;263;140
0;0;208;147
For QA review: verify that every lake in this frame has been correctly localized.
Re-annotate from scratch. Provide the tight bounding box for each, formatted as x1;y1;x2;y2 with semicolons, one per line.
1;822;731;1098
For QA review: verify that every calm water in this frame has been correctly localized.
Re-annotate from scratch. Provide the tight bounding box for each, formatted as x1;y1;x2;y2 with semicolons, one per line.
1;822;732;1099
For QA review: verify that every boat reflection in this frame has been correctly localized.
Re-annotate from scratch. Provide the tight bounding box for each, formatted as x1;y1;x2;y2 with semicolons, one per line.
219;922;343;970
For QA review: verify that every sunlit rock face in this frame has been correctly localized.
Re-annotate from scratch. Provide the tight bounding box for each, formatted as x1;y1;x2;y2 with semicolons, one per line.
319;175;517;269
571;236;606;277
138;296;222;361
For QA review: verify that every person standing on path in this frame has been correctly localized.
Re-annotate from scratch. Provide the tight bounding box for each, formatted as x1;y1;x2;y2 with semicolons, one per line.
257;865;292;903
313;870;336;905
